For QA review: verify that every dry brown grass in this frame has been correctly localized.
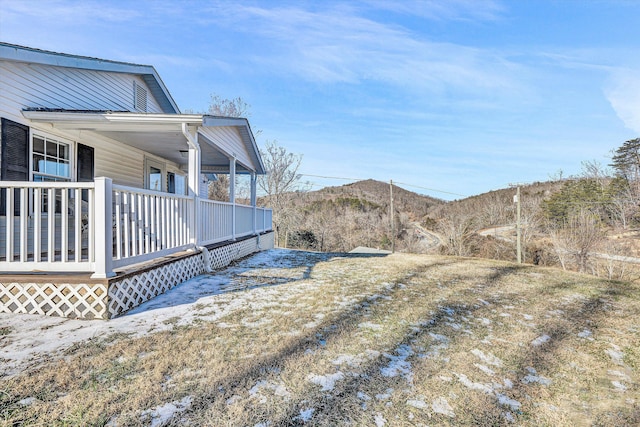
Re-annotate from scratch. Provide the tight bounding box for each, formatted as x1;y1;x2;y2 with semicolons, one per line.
1;251;639;426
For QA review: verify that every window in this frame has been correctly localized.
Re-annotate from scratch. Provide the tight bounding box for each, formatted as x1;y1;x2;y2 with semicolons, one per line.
168;172;186;195
144;158;165;192
32;134;70;182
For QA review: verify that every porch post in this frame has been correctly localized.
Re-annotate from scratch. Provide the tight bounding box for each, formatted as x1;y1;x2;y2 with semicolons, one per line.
92;177;115;279
189;145;200;246
251;172;257;234
230;157;236;240
182;123;201;246
187;146;201;197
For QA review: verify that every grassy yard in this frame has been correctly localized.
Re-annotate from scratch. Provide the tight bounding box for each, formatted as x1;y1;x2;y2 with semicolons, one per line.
1;250;639;426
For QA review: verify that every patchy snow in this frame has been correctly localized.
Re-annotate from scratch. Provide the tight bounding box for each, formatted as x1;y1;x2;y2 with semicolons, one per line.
226;395;242;405
357;392;372;401
17;397;36;406
605;344;625;365
471;349;503;367
475;363;496;376
374;413;387;426
140;396;193;427
496;393;521;411
455;372;493;394
376;388;394;400
577;329;593;339
406;399;428;409
429;333;449;342
308;372;345;391
295;408;315;423
612;381;628;391
380;344;414;382
531;334;551;346
0;249;329;377
249;380;290;403
521;367;552;386
432;397;455;417
358;322;383;331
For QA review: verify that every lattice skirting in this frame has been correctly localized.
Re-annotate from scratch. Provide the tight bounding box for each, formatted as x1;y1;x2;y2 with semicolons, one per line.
0;232;274;320
0;282;108;319
107;253;205;318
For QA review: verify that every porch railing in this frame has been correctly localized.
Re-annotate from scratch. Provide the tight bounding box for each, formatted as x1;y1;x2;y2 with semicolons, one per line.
111;185;194;269
0;178;272;277
197;200;273;246
0;181;95;272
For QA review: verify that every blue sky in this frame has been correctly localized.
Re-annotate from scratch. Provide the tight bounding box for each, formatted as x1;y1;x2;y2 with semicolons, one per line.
2;0;639;199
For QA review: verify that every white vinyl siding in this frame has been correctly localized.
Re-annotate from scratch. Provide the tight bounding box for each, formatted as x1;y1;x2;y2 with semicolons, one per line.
200;127;254;171
0;61;164;116
24;124;181;190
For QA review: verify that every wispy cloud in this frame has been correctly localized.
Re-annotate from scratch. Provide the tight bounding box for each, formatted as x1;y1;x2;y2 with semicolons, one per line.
605;69;640;134
359;0;505;22
201;2;524;98
0;0;143;23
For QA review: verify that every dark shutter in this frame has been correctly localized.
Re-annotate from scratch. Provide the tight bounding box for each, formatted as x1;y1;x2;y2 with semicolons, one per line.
167;172;176;194
76;143;94;182
1;118;29;181
76;143;94;204
1;118;30;215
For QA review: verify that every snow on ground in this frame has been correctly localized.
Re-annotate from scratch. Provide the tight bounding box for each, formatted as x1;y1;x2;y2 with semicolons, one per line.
2;248;631;425
0;249;331;377
138;396;193;427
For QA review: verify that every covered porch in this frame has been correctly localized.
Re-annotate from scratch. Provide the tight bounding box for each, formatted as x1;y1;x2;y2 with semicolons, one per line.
0;111;272;278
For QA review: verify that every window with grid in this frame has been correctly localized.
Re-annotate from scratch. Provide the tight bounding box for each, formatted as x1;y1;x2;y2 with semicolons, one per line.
32;134;70;182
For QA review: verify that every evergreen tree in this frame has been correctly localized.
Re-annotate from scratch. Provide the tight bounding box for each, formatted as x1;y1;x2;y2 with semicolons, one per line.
611;137;640;181
610;137;640;226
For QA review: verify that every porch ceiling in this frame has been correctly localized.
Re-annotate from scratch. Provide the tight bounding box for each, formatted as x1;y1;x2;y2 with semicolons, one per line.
21;110;263;174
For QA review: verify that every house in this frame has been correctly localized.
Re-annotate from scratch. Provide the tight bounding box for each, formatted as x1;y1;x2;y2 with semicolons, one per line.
0;42;273;319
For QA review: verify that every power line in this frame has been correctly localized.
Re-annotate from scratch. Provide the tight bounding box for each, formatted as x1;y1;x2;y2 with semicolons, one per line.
300;174;361;182
299;174;466;198
393;181;466;197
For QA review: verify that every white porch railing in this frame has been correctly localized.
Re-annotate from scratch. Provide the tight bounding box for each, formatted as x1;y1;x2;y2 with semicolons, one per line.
0;178;272;277
197;199;273;246
0;181;95;272
111;185;194;270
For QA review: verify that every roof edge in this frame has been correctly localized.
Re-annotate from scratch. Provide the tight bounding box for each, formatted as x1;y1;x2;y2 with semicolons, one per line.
0;42;180;114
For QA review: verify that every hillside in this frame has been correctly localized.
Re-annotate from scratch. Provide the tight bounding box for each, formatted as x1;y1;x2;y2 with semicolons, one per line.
279;179;443;252
3;249;638;426
272;177;639;281
318;179;444;220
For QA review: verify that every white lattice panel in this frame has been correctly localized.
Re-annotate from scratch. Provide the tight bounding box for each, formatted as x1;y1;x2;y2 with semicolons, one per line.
0;232;275;320
0;282;108;319
259;232;275;250
107;253;204;318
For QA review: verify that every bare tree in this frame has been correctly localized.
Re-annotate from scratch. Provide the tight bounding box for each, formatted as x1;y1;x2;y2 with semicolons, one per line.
258;140;306;247
437;215;476;257
549;209;606;273
207;94;251;118
208;175;229;202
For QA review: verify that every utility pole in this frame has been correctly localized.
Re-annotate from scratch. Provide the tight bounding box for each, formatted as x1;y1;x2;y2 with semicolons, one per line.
514;185;522;264
390;179;395;253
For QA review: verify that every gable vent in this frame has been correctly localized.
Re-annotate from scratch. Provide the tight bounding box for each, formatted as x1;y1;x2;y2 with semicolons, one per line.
133;81;148;112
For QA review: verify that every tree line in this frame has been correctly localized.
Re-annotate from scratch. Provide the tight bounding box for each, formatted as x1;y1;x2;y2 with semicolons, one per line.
205;94;640;280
